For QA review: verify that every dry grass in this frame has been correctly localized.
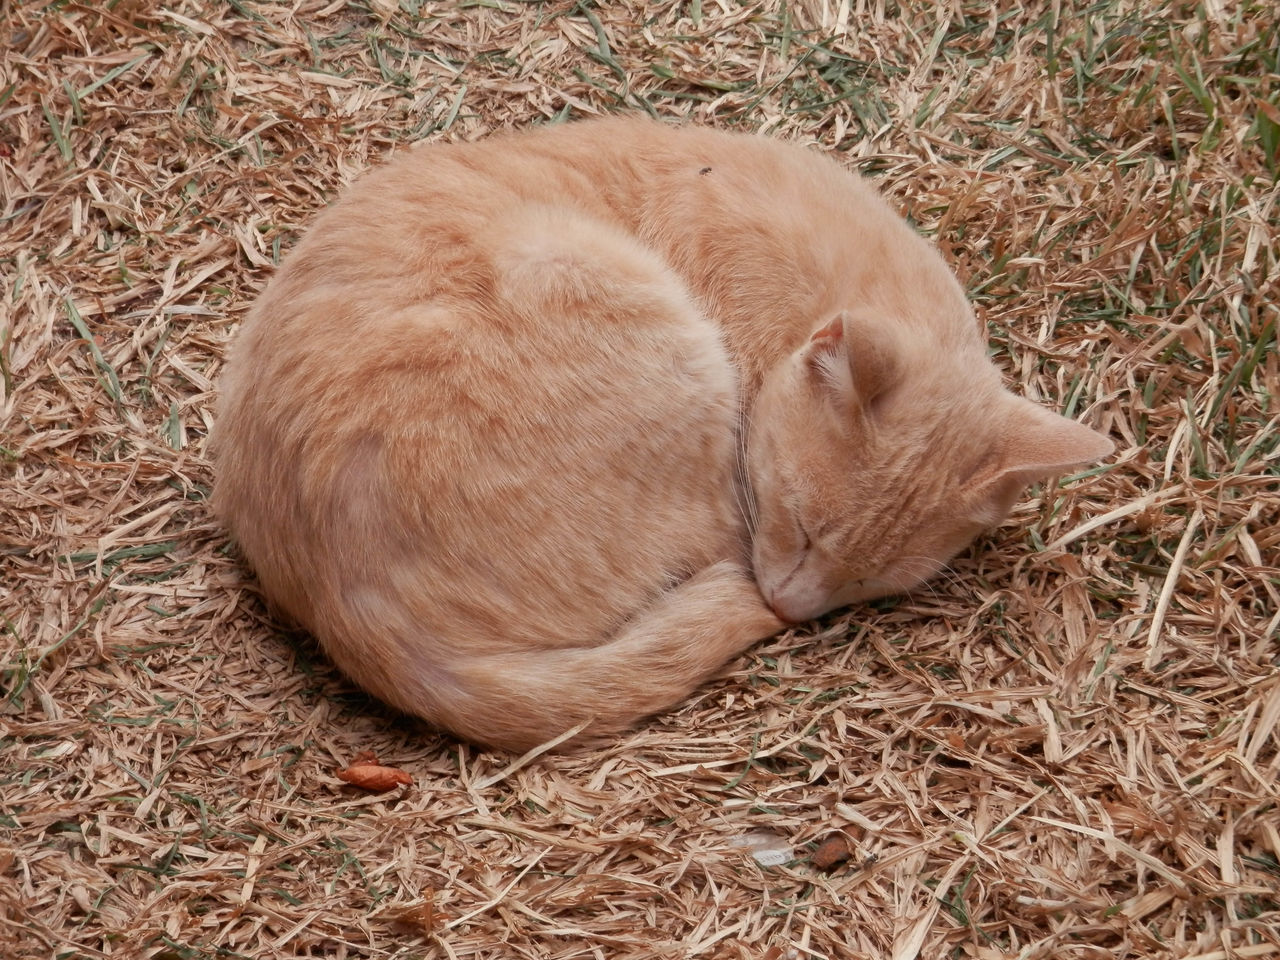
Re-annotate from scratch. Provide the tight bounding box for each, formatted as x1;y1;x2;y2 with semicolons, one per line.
2;1;1278;958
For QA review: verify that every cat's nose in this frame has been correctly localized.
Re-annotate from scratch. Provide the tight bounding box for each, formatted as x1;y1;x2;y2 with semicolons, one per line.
765;575;832;623
762;571;801;623
771;605;806;624
766;593;811;625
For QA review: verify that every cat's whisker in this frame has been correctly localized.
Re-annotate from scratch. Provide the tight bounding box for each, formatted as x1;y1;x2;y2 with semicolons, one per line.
897;556;967;597
732;403;760;537
918;579;946;605
896;555;957;609
934;563;968;593
896;556;949;587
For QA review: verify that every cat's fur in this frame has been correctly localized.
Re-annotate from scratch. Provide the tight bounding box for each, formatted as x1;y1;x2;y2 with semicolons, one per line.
213;118;1113;751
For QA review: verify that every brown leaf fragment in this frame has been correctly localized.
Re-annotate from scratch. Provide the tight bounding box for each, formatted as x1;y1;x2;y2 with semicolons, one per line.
386;890;445;935
1257;95;1280;127
335;753;413;791
810;834;853;870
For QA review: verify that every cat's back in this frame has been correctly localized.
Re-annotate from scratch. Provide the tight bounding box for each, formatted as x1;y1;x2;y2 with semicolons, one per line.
265;117;876;290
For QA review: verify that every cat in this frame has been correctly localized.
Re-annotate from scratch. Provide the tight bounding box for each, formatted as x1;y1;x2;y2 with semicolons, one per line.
213;117;1113;752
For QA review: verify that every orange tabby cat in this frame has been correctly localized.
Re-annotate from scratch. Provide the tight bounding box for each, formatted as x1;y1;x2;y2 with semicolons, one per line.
213;117;1112;751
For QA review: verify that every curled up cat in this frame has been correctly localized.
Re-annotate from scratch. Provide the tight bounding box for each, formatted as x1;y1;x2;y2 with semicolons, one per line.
213;117;1114;752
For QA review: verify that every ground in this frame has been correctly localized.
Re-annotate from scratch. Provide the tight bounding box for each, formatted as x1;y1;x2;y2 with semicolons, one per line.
1;1;1278;958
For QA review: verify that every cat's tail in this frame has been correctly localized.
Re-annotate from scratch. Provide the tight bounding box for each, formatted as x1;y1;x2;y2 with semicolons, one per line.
389;561;784;753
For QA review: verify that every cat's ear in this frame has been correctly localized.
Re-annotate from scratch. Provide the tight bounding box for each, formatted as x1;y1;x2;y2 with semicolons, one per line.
978;395;1115;487
803;312;898;407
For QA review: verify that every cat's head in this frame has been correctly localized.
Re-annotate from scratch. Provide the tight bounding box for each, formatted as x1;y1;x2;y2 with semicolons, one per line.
747;311;1114;623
